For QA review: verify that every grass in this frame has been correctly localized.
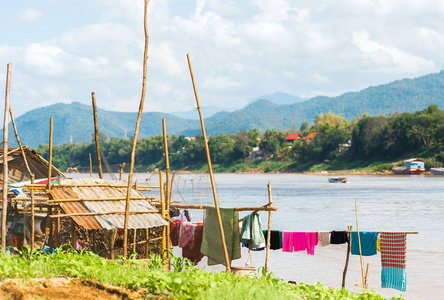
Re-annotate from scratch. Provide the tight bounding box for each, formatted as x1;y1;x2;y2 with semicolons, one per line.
0;247;405;300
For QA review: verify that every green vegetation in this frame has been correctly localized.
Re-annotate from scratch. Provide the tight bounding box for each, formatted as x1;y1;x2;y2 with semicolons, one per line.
9;71;444;149
36;105;444;174
0;247;403;299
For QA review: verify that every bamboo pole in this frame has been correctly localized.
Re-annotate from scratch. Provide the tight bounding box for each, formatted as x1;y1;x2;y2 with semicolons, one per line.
110;228;117;259
159;171;168;269
55;208;60;247
120;163;125;181
89;153;93;177
2;63;11;251
27;183;156;189
48;117;53;191
354;198;366;289
265;181;273;274
342;225;352;288
187;54;231;271
9;108;33;178
47;196;153;203
133;229;137;253
91;92;103;179
71;218;77;249
162;118;171;263
123;0;149;258
145;228;149;258
171;204;278;211
49;210;159;218
48;206;54;252
30;174;35;249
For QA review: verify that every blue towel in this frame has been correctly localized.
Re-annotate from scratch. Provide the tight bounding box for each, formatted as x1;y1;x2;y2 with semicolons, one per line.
381;267;406;292
351;231;378;256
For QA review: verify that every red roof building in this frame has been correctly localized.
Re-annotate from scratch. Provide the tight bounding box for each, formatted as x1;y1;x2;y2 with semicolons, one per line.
286;134;303;142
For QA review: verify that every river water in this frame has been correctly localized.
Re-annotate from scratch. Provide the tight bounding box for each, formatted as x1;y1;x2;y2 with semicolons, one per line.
139;173;443;300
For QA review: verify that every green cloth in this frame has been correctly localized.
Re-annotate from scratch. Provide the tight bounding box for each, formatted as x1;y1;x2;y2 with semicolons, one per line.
201;206;241;266
240;213;265;249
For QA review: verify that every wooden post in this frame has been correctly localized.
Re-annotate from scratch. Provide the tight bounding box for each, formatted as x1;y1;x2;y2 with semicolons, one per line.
145;228;149;258
71;218;77;249
110;228;117;259
48;117;53;191
159;171;167;266
48;206;54;252
2;63;11;251
355;198;365;289
89;153;93;177
119;163;125;181
133;229;137;253
91;92;103;179
55;207;60;248
162;118;171;264
342;225;352;288
123;0;149;258
30;174;35;249
186;54;231;271
265;181;273;274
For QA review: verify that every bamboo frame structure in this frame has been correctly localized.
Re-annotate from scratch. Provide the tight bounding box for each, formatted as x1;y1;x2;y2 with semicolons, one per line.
171;204;277;212
123;0;150;258
162;118;171;266
91;92;103;179
2;63;11;251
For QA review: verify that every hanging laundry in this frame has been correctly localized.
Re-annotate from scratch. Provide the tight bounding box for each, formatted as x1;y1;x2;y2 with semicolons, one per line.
351;231;378;256
305;232;318;255
317;232;330;246
380;232;407;292
330;231;348;244
240;212;266;250
179;222;195;248
170;220;184;247
293;232;306;252
201;206;241;266
282;231;294;252
182;223;204;264
263;230;282;250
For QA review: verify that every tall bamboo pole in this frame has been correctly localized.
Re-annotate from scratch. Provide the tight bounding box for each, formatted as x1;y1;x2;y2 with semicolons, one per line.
91;92;103;179
30;174;35;249
162;118;171;261
123;0;150;258
159;171;167;269
354;198;365;289
265;181;273;273
9;108;32;177
2;63;11;250
342;225;352;288
48;117;53;191
89;153;93;177
186;54;231;271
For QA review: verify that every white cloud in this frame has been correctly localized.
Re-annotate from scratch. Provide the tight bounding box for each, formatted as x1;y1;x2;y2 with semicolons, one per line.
17;9;42;23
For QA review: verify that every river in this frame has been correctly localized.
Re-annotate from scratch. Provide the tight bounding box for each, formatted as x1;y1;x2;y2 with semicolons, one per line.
138;173;444;300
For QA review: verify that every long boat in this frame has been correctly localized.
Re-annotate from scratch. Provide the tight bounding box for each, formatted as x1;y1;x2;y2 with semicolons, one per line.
392;158;425;175
328;177;347;183
430;167;444;175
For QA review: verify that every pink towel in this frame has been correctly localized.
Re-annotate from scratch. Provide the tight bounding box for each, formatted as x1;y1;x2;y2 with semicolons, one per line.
305;232;318;255
282;231;294;252
294;232;306;251
179;222;195;248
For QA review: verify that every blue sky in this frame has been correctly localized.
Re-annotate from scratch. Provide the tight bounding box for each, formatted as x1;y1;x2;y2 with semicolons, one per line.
1;0;444;118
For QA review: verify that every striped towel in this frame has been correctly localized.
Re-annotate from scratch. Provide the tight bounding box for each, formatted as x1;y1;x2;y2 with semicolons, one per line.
380;232;407;292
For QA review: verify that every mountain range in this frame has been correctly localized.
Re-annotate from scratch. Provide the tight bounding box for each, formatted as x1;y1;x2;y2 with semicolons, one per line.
7;70;444;148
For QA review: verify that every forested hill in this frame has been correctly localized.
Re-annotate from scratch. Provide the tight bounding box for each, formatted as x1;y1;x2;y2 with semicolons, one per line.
8;70;444;147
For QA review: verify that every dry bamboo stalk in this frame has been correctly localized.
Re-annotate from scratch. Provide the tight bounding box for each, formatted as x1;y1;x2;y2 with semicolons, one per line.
159;171;167;268
162;118;171;265
265;181;272;274
48;117;53;191
31;174;35;249
171;204;277;211
27;183;156;189
91;92;103;179
342;225;353;288
89;153;93;177
2;63;11;251
354;198;366;289
123;0;150;258
71;218;77;249
145;228;149;258
187;54;231;271
49;210;159;218
364;262;370;289
120;163;125;180
55;208;60;247
133;229;137;253
48;206;54;252
110;228;117;259
47;196;151;203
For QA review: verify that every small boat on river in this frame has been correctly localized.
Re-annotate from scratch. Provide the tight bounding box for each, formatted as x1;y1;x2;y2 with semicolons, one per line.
392;158;425;175
328;177;347;183
430;167;444;175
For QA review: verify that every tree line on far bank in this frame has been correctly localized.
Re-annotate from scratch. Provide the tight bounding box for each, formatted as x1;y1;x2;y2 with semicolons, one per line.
37;105;444;173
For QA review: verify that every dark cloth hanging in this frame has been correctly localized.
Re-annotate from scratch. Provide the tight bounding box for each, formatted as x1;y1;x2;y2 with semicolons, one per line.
182;223;204;264
263;230;282;250
330;230;348;244
170;220;184;247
